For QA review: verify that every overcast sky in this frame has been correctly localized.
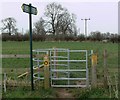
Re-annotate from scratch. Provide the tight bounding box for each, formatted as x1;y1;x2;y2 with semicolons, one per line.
0;0;119;35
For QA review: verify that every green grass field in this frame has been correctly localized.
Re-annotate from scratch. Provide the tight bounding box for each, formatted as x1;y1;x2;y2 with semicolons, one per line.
2;41;118;54
2;41;118;98
2;41;118;70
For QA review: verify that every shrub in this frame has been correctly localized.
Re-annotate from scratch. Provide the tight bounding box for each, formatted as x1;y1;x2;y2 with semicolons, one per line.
33;34;46;41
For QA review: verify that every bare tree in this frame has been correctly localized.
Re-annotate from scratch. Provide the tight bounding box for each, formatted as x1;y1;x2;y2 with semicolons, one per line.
68;14;78;36
1;17;17;35
56;10;76;35
33;17;46;41
44;2;64;35
44;2;77;36
33;17;46;35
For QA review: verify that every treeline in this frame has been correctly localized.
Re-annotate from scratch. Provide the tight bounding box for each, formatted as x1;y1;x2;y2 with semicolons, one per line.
1;31;119;43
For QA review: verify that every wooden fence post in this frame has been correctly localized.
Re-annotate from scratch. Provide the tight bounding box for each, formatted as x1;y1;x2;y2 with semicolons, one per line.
44;55;50;89
4;73;7;93
103;49;108;88
91;53;97;87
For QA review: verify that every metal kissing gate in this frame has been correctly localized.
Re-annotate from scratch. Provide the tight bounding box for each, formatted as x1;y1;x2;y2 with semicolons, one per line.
33;48;89;88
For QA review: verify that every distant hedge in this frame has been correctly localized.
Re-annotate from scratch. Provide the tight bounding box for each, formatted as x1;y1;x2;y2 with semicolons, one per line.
1;33;120;43
2;34;45;41
1;34;85;42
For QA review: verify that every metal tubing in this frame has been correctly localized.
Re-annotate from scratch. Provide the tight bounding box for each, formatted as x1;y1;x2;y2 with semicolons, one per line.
51;85;87;88
32;48;89;88
33;72;44;79
51;56;68;58
50;51;53;86
51;64;68;67
51;78;87;80
33;59;86;62
70;50;87;52
86;51;89;87
67;49;70;85
51;60;86;62
51;69;86;72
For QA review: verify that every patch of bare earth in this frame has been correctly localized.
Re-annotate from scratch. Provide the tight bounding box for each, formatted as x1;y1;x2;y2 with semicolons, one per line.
56;88;74;99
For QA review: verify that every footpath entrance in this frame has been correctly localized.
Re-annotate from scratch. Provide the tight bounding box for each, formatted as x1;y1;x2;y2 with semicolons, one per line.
33;48;90;88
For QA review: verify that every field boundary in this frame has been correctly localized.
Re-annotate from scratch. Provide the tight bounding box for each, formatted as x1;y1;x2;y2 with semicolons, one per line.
1;54;29;58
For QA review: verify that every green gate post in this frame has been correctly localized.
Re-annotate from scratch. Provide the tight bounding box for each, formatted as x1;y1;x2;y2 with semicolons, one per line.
29;3;34;91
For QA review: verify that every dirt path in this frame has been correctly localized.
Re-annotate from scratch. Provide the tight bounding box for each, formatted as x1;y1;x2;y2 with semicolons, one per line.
56;88;74;99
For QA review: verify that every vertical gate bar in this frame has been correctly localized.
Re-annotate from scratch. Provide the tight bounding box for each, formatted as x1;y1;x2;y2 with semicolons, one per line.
37;51;40;80
50;51;53;86
47;51;49;83
91;50;93;55
67;49;70;85
53;48;56;77
55;48;58;78
86;50;89;87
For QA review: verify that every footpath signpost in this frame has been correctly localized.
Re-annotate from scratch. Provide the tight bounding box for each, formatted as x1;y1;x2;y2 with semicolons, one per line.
21;3;37;91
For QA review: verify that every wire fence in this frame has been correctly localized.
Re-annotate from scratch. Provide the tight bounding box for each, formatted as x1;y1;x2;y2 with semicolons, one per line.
2;48;118;98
